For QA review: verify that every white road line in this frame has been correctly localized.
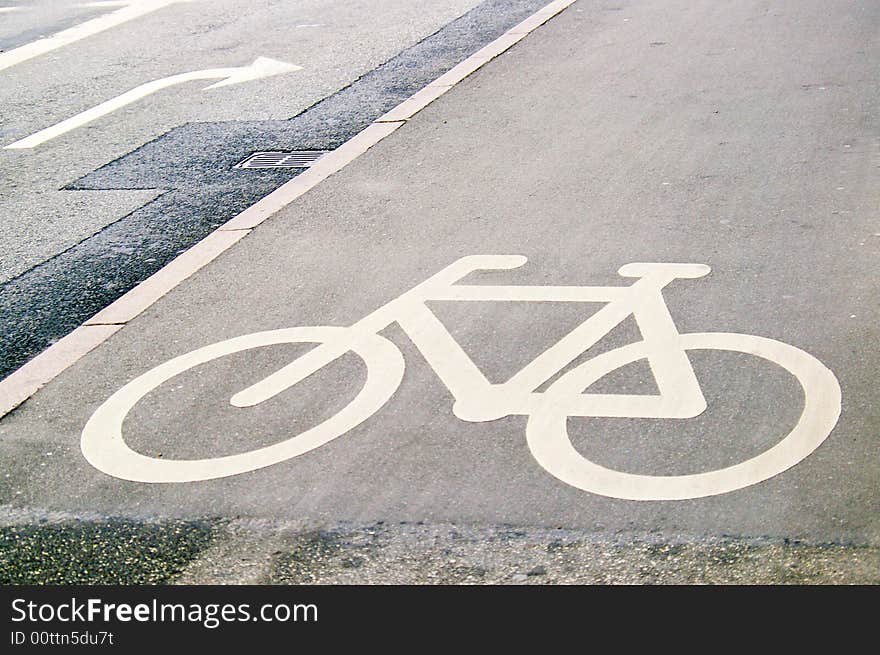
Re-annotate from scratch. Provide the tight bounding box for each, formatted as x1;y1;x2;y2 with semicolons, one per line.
4;57;302;149
0;0;191;73
0;7;22;13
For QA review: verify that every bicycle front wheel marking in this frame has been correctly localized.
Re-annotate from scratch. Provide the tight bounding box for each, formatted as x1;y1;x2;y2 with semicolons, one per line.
526;333;842;501
81;327;405;483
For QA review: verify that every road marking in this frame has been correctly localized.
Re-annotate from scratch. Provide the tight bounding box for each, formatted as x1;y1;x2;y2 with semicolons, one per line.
80;257;841;495
527;333;841;500
0;7;22;13
4;57;302;149
0;0;579;417
82;327;406;483
0;0;191;72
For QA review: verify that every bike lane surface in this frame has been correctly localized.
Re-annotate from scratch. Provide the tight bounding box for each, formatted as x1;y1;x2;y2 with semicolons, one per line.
1;0;878;580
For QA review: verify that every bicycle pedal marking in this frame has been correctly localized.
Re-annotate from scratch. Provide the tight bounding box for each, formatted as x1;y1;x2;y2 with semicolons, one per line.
81;255;842;500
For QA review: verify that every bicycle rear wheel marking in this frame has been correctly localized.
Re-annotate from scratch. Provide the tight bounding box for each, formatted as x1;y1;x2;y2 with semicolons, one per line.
526;332;841;500
81;327;404;483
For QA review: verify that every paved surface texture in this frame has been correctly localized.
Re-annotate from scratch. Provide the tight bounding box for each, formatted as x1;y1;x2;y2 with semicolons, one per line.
0;0;878;583
0;0;551;382
1;0;481;281
2;514;877;585
0;516;213;585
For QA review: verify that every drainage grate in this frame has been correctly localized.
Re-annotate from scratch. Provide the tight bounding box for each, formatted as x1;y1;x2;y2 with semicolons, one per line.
235;150;331;169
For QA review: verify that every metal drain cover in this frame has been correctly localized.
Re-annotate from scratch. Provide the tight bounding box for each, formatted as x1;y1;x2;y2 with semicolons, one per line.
235;150;331;169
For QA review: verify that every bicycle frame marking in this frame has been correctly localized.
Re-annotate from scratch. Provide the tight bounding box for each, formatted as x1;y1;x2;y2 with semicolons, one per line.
81;255;841;496
231;255;711;422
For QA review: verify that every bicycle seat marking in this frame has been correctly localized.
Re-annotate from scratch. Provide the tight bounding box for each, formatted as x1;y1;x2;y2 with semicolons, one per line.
81;255;842;500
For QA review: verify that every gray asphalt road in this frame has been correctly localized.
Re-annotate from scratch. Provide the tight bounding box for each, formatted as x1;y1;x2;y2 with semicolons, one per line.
1;0;878;583
0;0;480;281
0;0;553;382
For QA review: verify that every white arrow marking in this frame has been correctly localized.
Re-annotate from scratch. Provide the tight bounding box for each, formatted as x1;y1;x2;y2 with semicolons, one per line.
0;0;191;72
4;58;302;149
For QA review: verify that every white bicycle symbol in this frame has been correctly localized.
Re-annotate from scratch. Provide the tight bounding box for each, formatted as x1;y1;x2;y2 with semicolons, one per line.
82;255;841;500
